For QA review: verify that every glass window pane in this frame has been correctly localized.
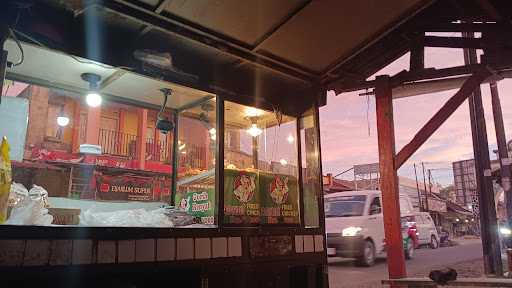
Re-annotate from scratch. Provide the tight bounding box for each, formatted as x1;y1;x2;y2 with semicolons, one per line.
300;108;321;228
175;99;217;226
1;79;214;228
223;101;300;225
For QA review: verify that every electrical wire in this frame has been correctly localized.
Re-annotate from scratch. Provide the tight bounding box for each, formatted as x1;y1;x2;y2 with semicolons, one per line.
158;89;170;119
10;28;133;71
9;28;24;67
3;83;11;97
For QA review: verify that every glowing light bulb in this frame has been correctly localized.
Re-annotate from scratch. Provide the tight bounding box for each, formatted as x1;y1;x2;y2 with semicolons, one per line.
287;135;294;143
245;107;263;117
279;159;288;166
209;128;216;135
86;92;102;107
57;116;70;127
247;123;263;137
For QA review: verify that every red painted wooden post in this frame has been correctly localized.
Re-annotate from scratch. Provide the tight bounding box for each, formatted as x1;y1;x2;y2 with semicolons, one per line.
85;106;101;145
375;75;406;279
137;108;148;170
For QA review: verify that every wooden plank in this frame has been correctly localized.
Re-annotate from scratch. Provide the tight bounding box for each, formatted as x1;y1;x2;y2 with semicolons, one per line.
395;69;491;168
490;81;512;226
463;34;503;276
423;36;483;49
409;34;424;72
383;277;512;287
421;22;511;33
375;75;406;279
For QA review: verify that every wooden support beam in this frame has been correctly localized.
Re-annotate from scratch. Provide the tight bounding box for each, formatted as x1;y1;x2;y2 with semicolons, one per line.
476;0;503;22
375;75;406;279
421;22;511;33
463;32;503;276
329;63;494;94
395;69;491;168
155;0;170;14
137;108;148;170
490;81;512;227
423;36;483;49
409;34;424;72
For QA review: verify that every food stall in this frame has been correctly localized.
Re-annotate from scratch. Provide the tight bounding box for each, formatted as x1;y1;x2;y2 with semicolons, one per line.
0;2;326;287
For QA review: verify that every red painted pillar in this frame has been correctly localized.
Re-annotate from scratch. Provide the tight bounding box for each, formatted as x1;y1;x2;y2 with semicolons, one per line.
85;106;101;145
375;75;406;279
137;108;148;170
71;101;81;152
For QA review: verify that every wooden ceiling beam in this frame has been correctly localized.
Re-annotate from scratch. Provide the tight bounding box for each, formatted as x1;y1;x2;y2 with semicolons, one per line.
423;36;483;49
421;22;511;33
105;0;317;83
395;68;492;168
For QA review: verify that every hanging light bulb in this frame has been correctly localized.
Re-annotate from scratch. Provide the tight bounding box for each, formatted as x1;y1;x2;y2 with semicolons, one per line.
287;135;294;143
81;73;103;107
57;116;70;127
245;107;263;117
247;123;263;137
86;92;102;107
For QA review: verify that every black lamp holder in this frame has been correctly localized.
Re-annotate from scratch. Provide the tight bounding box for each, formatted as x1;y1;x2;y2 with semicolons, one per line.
81;73;102;90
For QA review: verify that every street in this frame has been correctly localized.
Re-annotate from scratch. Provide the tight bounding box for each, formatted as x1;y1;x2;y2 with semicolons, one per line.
328;239;483;288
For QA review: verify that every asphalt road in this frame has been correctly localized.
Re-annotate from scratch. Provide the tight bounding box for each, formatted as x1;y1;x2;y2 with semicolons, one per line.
328;239;483;288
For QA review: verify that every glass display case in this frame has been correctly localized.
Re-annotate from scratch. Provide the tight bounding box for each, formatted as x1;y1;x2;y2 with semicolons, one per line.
0;21;327;288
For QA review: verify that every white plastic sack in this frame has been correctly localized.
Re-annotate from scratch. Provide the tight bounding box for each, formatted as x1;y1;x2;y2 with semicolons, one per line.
8;182;28;207
5;183;53;225
80;208;174;227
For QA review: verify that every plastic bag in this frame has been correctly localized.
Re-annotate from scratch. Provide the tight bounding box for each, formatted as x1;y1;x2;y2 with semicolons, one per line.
8;182;28;208
80;208;175;227
0;137;12;223
5;183;53;226
29;184;49;208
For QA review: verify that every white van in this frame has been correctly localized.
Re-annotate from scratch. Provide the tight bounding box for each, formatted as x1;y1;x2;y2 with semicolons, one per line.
325;190;414;266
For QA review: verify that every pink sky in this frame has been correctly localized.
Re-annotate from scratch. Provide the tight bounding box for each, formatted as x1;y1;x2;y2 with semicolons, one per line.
320;47;512;185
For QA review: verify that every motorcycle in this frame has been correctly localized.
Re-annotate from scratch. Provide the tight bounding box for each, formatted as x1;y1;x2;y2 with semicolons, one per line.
401;217;418;259
499;224;512;249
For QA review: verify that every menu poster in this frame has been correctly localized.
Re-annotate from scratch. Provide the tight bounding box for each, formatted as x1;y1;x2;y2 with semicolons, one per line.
259;172;299;224
224;169;299;225
224;169;260;224
175;188;215;224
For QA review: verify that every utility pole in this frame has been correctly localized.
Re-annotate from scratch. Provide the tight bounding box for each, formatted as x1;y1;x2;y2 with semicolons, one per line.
428;169;433;195
422;162;429;211
463;31;502;276
413;163;423;211
490;81;512;227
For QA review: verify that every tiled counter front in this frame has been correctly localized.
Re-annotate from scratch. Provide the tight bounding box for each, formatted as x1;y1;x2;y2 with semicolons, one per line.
0;234;324;267
0;237;242;266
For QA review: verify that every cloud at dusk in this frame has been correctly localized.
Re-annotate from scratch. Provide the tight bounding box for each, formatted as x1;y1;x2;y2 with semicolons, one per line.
320;47;512;185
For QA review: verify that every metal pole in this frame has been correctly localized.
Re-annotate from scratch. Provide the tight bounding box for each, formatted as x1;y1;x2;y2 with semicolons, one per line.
170;110;179;206
0;26;9;105
463;31;502;276
422;162;429;211
414;163;423;211
428;169;433;195
490;81;512;227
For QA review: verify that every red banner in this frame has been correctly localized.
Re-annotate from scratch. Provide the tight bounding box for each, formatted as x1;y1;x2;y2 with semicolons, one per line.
96;174;156;201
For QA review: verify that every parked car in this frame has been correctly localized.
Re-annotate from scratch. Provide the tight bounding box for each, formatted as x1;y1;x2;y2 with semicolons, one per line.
325;190;414;266
402;212;440;249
